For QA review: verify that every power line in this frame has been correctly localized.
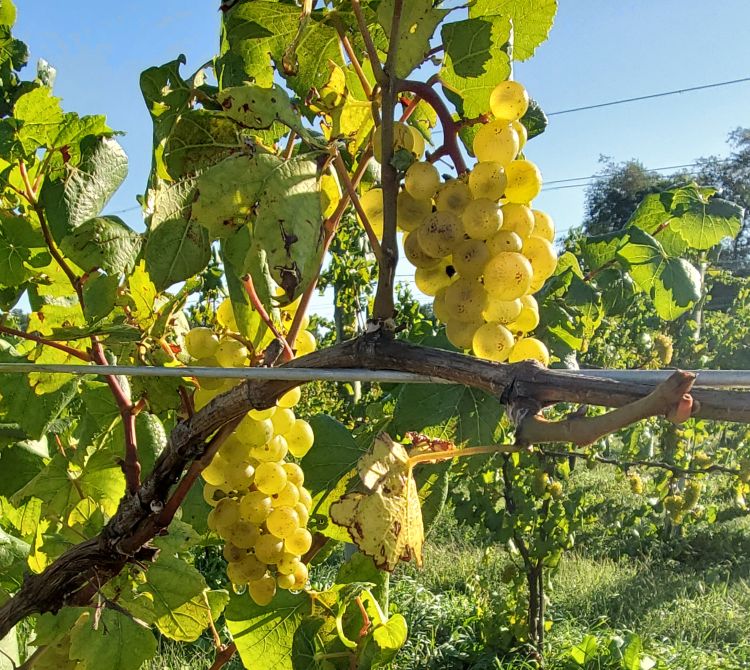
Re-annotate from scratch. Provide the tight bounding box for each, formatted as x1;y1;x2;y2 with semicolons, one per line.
547;76;750;117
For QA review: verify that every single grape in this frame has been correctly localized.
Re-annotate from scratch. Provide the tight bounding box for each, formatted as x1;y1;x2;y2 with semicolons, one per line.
483;298;522;324
414;260;456;296
277;573;296;590
285;527;313;555
248;574;277;606
277;552;301;575
405;161;440;200
372;122;415;163
397;190;432;232
278;386;301;409
444;278;489;322
508;337;550;365
294;502;310;526
194;358;225;391
522;236;557;282
487;230;523;255
468;161;507;201
294;330;316;357
489;80;529;121
298;486;313;511
403;230;441;268
193;386;222;411
462;198;503;240
472;322;515;362
202;454;230;487
251;435;288;463
483;252;533;301
208;498;241;536
223;543;248;563
286;419;314;458
215;338;248;368
418;211;464;258
501;203;535;239
224;462;256;491
473;120;520;165
248;407;276;421
504;160;543;203
184;327;219;359
409;125;426;158
267;506;301;539
292;561;309;589
446;318;483;350
226;561;249;586
531;210;555;242
203;483;224;507
236;553;267;581
271;408;296;435
507;295;540;333
240;490;273;524
254;533;285;564
272;481;300;508
216;298;238;331
220;434;252;463
432;287;451;322
512;120;528;149
434;180;472;216
359;188;384;238
254;462;288;495
452;239;490;280
226;519;261;549
234;417;274;450
283;462;305;486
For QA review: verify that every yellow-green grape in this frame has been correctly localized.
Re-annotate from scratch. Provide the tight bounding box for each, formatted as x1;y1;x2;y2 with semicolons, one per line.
468;161;507;201
216;298;238;331
504;160;543;203
462;198;503;240
226;561;249;586
532;210;555;242
285;527;313;555
226;519;261;549
298;486;313;510
414;260;455;296
249;407;276;420
508;295;540;333
271;408;296;435
193;386;222;411
397;190;432;232
203;483;224;507
294;330;316;357
522;236;558;283
409;126;426;158
418;211;463;258
446;318;483;350
432;287;451;322
452;240;490;280
359;188;384;238
483;252;533;301
202;454;230;487
435;179;472;216
254;462;288;495
508;337;550;365
272;481;300;507
277;553;301;575
629;473;644;495
549;481;564;500
373;121;415;163
223;543;248;563
683;481;702;510
251;434;288;462
490;80;530;121
472;322;515;362
444;278;489;322
215;338;248;368
278;386;301;408
286;419;314;458
224;462;256;491
220;435;252;463
512;119;528;149
473;119;520;165
254;533;285;564
234;417;274;449
194;358;225;391
277;572;296;590
292;561;309;589
294;502;310;526
248;574;277;606
405;161;440;200
501;203;535;239
483;298;522;324
236;553;267;582
283;462;305;486
487;230;523;255
240;490;273;524
267;507;300;539
208;497;241;535
403;230;441;268
184;327;219;359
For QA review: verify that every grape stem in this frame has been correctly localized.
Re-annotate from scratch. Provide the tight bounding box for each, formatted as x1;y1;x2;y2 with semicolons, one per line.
0;324;92;361
208;642;237;670
240;274;295;362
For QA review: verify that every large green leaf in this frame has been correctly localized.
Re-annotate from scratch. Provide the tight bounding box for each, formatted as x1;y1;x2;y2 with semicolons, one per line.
60;216;142;275
0;527;29;589
9;86;63;155
0;215;44;286
579;230;629;271
441;17;511;118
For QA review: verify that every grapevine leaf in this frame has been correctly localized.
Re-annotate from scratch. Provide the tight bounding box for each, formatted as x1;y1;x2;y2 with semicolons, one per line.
82;270;119;323
69;609;157;670
134;412;166;477
652;257;702;321
441;17;511;118
0;1;16;27
579;230;629;271
330;434;424;572
60;216;142;275
0;527;29;588
225;589;312;670
360;614;408;668
0;373;77;439
5;85;63;155
521;98;548;139
378;0;449;79
469;0;558;61
0;440;47;497
127;261;158;331
0;215;41;285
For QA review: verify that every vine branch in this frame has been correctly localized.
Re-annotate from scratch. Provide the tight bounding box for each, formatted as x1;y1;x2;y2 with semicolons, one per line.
0;324;91;361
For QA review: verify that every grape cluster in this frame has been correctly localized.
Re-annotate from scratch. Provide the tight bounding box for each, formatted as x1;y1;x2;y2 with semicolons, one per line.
183;308;316;606
365;81;556;365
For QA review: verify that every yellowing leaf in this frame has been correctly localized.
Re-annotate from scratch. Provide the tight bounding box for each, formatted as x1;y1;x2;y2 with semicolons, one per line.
330;434;424;572
128;261;158;331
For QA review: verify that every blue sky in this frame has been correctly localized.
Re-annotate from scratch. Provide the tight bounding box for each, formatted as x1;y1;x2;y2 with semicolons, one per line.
14;2;750;318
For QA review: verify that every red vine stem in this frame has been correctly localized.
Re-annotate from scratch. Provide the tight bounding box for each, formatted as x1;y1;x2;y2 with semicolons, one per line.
350;0;387;86
241;274;294;361
208;642;237;670
0;324;91;361
336;23;373;98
